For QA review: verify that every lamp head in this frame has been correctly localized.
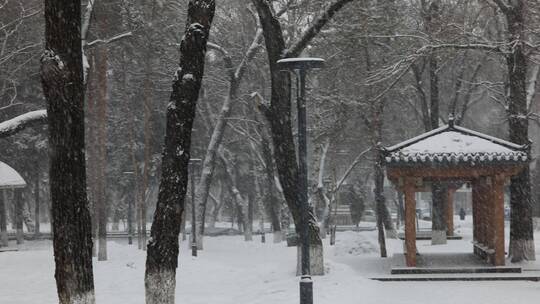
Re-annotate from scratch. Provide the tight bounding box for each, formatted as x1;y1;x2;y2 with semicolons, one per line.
277;57;325;71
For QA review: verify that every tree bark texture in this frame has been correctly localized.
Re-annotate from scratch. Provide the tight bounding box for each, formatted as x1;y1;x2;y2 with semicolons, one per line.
86;52;99;258
254;100;282;241
95;44;108;261
194;32;263;249
144;2;215;304
252;0;355;275
431;183;448;245
374;158;387;257
502;0;535;262
40;0;95;302
140;54;152;251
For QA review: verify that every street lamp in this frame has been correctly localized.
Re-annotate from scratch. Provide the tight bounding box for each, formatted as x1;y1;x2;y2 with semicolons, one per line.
189;158;202;257
277;57;325;304
123;171;135;245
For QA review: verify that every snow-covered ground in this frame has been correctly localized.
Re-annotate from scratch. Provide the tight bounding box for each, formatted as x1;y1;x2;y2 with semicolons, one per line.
2;217;540;304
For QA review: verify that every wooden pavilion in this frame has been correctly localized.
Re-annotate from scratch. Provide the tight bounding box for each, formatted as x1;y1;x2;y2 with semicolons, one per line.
0;161;26;247
383;119;529;267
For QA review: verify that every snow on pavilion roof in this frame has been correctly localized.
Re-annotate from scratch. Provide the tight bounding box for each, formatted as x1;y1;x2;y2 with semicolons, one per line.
0;161;26;189
384;123;529;166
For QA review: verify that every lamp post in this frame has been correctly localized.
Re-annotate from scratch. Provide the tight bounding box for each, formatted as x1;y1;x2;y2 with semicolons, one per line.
277;57;325;304
123;171;135;245
189;158;202;257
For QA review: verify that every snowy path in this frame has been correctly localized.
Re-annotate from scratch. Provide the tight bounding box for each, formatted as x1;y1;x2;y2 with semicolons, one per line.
2;219;540;304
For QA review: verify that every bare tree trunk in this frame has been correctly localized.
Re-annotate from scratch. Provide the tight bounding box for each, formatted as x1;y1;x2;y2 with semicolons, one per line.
253;98;282;242
125;49;143;250
144;2;215;303
421;0;447;245
315;140;330;239
208;183;225;230
95;44;108;261
86;52;99;258
41;0;95;302
374;158;387;257
500;0;536;262
431;183;447;245
219;152;252;241
252;0;356;276
22;194;35;234
194;32;263;250
140;56;152;251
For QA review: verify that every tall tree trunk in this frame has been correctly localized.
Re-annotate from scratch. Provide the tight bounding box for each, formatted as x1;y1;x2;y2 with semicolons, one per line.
140;56;152;251
124;47;143;250
194;31;263;249
40;0;95;302
422;0;447;245
431;182;448;245
428;51;447;245
254;97;282;242
252;0;359;276
374;156;387;257
86;52;99;258
194;79;239;249
22;192;35;233
96;44;108;261
144;2;215;303
503;0;535;262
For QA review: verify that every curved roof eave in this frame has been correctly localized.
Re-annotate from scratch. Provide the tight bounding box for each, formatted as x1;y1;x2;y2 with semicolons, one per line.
0;161;26;189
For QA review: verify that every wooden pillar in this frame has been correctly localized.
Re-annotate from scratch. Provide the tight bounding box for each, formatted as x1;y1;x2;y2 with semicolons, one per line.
0;190;8;247
14;189;24;245
472;179;479;245
404;179;416;267
446;189;455;236
492;175;505;266
477;179;486;247
485;178;495;252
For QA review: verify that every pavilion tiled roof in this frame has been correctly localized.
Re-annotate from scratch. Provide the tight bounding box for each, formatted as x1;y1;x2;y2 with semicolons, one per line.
383;122;529;166
0;161;26;189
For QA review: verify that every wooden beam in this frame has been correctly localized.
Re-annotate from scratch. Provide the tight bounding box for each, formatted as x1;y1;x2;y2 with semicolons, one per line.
387;166;524;181
493;174;506;266
404;178;416;267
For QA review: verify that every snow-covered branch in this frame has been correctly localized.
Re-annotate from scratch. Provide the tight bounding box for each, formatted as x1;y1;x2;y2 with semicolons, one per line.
526;63;540;111
0;110;47;139
333;147;372;193
286;0;355;57
206;42;235;79
491;0;512;14
86;31;133;48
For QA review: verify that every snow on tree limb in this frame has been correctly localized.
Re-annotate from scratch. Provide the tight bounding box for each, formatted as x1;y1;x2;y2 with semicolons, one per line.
285;0;356;57
0;110;47;139
86;31;133;48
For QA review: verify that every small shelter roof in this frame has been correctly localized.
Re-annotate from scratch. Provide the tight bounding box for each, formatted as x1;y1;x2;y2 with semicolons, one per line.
384;122;528;166
0;161;26;189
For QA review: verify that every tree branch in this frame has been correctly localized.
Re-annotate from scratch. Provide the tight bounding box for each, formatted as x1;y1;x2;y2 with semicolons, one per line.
491;0;511;14
86;31;133;49
0;110;47;139
286;0;355;57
